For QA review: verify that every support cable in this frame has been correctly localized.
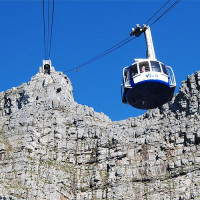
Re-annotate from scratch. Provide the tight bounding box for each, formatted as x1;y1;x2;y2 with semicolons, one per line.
47;0;50;59
64;37;136;72
64;0;182;73
43;0;47;59
150;0;182;26
49;0;55;59
64;36;132;72
144;0;172;25
42;0;55;60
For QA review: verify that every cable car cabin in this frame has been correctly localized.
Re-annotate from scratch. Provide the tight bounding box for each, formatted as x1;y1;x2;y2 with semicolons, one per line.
122;24;176;109
121;59;176;109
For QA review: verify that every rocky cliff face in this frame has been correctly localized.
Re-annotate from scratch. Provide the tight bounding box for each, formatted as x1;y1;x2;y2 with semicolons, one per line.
0;66;200;200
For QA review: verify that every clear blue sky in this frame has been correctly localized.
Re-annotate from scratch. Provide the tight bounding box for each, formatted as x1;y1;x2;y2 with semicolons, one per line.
0;0;199;121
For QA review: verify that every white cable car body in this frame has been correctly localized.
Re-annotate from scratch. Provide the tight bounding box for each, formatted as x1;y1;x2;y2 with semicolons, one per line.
121;25;176;109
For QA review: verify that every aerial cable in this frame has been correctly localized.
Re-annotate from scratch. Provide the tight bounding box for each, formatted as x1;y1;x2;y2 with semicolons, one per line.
150;0;182;26
65;0;182;73
144;0;172;25
65;36;136;73
49;0;55;59
92;0;173;62
47;0;50;59
85;36;137;65
64;36;132;73
42;0;47;59
65;0;175;73
42;0;55;60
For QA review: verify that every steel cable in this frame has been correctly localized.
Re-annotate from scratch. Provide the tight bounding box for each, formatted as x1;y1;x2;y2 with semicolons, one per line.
47;0;50;59
42;0;47;59
64;36;133;72
150;0;182;26
145;0;172;25
49;0;55;59
42;0;55;60
64;0;182;73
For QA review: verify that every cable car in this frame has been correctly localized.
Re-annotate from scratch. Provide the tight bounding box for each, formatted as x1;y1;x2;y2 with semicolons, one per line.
121;24;176;109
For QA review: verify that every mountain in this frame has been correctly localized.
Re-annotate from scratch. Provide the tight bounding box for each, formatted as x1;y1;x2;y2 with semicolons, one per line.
0;65;200;200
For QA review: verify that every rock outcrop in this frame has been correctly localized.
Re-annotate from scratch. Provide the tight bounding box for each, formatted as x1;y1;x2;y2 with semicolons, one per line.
0;66;200;200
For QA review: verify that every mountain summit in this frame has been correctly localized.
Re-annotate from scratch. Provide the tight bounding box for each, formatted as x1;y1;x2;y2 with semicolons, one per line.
0;66;200;200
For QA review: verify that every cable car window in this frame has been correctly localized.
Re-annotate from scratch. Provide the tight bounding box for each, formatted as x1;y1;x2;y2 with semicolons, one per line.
161;64;168;75
124;70;129;83
124;70;127;80
151;61;161;72
130;64;138;77
139;62;150;73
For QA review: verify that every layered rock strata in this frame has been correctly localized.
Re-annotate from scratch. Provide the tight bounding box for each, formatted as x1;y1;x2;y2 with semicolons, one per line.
0;66;200;199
